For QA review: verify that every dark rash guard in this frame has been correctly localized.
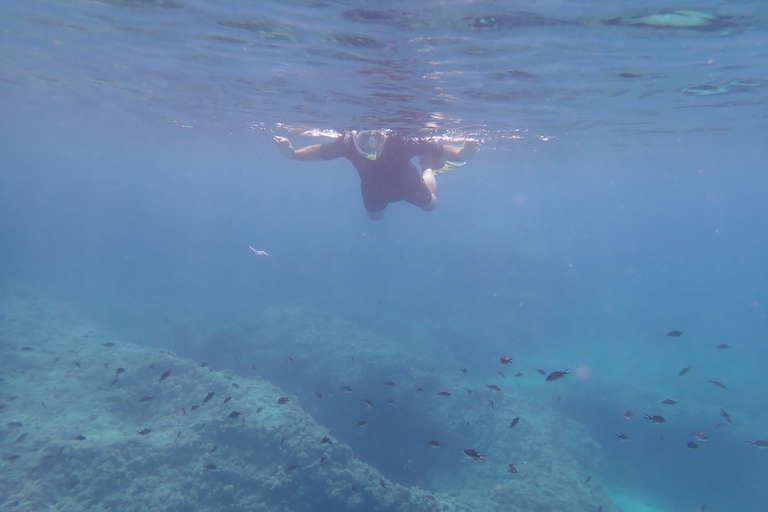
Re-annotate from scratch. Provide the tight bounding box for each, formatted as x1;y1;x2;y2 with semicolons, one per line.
319;132;444;213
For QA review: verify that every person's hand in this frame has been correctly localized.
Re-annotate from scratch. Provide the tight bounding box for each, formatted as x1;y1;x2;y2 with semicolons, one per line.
273;136;296;159
458;139;479;161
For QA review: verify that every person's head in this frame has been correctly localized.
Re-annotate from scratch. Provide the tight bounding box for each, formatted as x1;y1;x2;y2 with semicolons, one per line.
352;130;389;161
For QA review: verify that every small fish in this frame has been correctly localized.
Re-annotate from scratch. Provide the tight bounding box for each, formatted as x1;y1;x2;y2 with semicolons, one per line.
287;355;294;362
687;441;699;449
615;433;629;441
139;395;154;403
74;361;81;368
436;391;452;397
661;399;679;406
622;410;634;419
499;356;513;365
692;432;708;441
285;464;299;471
158;370;172;384
379;478;386;488
355;420;368;427
708;379;726;389
228;411;241;418
115;367;125;375
546;369;570;381
320;436;334;446
508;417;520;429
424;495;436;501
364;399;373;409
191;405;199;411
720;408;733;424
514;372;523;377
4;454;20;461
73;435;86;441
535;368;546;375
425;440;441;448
460;368;468;374
667;330;684;337
466;389;473;395
497;371;506;378
339;386;353;393
747;440;768;447
644;414;666;424
507;464;518;473
485;384;501;391
202;464;217;470
280;436;286;445
386;399;394;406
489;399;495;410
584;475;592;484
319;455;327;467
383;381;395;387
203;392;215;404
108;379;118;388
223;396;232;405
315;391;323;399
137;428;151;436
678;366;692;377
716;344;730;350
101;342;115;347
199;362;209;368
232;383;240;389
209;445;218;453
7;422;23;427
277;397;289;405
415;387;424;393
462;448;484;461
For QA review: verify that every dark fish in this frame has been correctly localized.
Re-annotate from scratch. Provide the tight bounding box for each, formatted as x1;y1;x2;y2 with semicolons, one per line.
285;464;299;471
692;432;708;441
108;379;118;388
287;355;294;362
546;369;570;381
383;381;395;386
320;436;334;446
209;445;218;454
415;387;424;393
386;399;394;406
435;391;452;397
466;389;473;395
7;422;23;427
425;440;441;448
678;366;692;377
158;370;172;383
202;464;217;470
379;478;386;488
364;399;373;408
622;410;634;419
73;435;86;441
424;495;436;501
280;436;286;445
747;440;768;447
507;464;518;473
223;396;232;405
616;434;629;441
508;417;520;429
339;386;353;392
708;379;726;389
460;368;468;374
687;441;699;449
514;372;523;377
232;383;240;389
20;346;34;351
115;367;125;375
667;330;684;337
355;420;368;427
661;399;679;406
497;371;506;378
462;448;484;461
485;384;501;391
535;368;546;375
74;361;81;368
139;395;154;403
228;411;241;418
584;476;592;484
499;356;513;365
199;362;209;368
319;455;327;467
277;396;289;405
716;344;730;350
137;429;151;435
315;391;323;399
489;399;495;410
720;408;733;424
101;342;115;347
644;414;666;424
203;392;215;404
4;454;20;461
191;405;199;411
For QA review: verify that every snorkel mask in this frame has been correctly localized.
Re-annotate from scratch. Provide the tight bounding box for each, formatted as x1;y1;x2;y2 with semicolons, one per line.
353;130;387;161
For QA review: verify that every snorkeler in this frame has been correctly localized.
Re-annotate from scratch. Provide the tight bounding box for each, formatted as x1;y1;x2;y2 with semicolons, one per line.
274;130;478;220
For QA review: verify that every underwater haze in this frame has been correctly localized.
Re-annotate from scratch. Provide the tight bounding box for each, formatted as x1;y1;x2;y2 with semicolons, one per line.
1;1;768;512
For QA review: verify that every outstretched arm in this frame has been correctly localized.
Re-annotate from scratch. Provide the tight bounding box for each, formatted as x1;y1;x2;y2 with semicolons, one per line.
273;136;325;161
442;139;479;162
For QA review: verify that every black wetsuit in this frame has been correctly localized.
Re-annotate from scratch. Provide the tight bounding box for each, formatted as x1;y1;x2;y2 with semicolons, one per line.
319;132;444;213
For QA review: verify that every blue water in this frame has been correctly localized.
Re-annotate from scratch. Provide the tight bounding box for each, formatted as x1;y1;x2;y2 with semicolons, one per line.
2;1;768;511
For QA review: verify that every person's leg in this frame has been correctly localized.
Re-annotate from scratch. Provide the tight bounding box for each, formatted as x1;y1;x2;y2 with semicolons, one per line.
421;168;437;211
